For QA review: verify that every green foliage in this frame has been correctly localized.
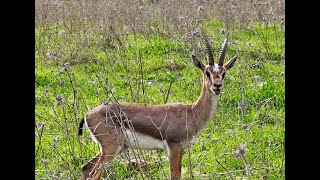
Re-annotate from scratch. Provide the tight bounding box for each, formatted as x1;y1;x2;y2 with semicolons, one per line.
35;17;284;179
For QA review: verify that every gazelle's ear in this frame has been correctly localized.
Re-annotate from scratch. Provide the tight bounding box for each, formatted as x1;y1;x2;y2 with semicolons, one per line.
224;55;238;70
192;54;205;71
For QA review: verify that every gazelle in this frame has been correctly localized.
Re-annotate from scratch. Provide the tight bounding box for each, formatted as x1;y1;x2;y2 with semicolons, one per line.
78;35;238;180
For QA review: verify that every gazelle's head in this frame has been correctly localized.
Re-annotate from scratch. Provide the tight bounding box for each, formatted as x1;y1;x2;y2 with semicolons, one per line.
192;36;238;95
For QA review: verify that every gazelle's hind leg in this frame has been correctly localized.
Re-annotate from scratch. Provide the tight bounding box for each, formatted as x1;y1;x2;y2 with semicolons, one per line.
81;152;100;179
80;121;124;180
81;144;122;180
81;104;126;180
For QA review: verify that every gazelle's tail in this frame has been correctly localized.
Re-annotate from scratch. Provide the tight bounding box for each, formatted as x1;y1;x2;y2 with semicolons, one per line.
77;117;85;136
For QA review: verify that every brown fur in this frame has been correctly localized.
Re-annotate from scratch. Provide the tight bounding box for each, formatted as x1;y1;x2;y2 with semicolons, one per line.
84;76;217;143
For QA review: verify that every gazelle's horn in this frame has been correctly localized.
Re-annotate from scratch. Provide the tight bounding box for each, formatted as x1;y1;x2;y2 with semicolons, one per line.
204;35;214;66
218;36;228;66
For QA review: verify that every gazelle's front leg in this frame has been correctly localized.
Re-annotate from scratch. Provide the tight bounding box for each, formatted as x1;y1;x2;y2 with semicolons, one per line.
167;142;184;180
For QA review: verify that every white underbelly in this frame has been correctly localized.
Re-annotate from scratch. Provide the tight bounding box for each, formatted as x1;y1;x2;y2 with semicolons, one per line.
124;129;167;150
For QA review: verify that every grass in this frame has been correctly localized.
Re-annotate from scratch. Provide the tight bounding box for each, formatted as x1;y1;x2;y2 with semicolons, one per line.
35;0;284;179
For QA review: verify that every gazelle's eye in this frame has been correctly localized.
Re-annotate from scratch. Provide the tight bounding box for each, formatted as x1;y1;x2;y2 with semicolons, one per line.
221;72;226;78
206;71;211;78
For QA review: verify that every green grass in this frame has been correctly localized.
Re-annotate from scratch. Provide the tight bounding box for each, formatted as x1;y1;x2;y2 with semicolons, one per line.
35;19;284;179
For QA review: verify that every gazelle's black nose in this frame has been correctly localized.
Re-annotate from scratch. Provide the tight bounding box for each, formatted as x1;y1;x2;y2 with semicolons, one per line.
214;83;222;88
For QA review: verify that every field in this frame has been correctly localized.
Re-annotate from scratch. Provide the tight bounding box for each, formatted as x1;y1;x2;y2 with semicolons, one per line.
35;0;285;179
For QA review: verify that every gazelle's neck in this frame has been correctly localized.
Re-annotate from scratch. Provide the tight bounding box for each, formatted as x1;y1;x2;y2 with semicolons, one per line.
192;76;220;129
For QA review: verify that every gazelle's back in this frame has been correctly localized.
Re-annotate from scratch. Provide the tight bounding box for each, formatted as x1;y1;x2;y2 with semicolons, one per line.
86;102;196;142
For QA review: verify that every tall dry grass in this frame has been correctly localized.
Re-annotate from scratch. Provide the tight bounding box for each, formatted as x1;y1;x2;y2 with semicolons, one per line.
36;0;284;38
36;0;284;67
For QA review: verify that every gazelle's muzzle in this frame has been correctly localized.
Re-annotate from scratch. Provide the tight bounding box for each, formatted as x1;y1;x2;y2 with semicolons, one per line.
213;89;221;95
211;83;222;95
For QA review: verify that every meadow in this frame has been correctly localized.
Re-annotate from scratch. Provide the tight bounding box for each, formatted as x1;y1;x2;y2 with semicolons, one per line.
35;0;285;179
